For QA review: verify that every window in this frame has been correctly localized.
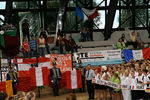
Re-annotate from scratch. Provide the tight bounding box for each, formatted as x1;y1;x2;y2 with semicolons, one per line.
135;9;147;27
120;9;132;28
94;10;105;29
0;2;6;9
12;2;28;9
0;15;4;25
113;10;119;28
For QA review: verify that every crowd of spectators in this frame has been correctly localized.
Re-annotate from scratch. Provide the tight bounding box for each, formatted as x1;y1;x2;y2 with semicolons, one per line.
55;34;78;54
0;91;36;100
117;32;145;50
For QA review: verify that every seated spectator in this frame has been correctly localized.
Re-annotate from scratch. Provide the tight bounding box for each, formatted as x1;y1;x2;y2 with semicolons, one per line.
116;38;126;49
22;37;30;58
29;35;37;57
139;40;144;49
136;32;143;49
0;92;8;100
26;91;36;100
136;32;141;42
121;33;128;46
37;34;46;56
68;36;78;53
129;32;137;49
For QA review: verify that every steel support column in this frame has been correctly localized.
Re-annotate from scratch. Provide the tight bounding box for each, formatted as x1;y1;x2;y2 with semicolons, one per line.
104;0;118;40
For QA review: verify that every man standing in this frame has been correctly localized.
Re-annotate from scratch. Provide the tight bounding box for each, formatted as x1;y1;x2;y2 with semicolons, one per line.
39;27;50;54
85;64;95;100
29;35;37;57
50;62;61;96
22;19;30;41
6;66;18;95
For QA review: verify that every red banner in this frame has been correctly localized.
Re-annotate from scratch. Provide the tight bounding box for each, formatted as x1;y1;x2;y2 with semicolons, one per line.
49;54;72;72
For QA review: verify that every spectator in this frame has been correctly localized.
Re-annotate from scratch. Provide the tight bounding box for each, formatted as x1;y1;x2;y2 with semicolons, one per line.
82;27;89;41
121;33;128;46
136;32;143;49
79;28;84;42
37;34;46;56
29;35;37;57
116;38;126;49
0;92;8;100
39;27;50;54
139;40;144;49
61;34;68;53
69;93;77;100
136;32;142;43
22;19;30;41
55;36;63;54
129;32;137;49
22;37;29;58
14;92;26;100
26;91;36;100
68;36;78;53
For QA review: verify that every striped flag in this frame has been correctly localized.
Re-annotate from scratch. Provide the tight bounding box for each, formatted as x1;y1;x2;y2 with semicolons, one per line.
0;80;13;97
30;67;49;86
12;57;51;77
129;85;134;90
66;70;82;89
124;47;150;62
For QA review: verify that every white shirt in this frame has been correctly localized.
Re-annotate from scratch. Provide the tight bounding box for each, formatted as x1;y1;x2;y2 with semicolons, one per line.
85;69;95;81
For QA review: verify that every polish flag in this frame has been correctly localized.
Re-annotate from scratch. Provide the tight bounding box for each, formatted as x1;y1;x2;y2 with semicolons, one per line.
30;67;49;86
66;70;82;89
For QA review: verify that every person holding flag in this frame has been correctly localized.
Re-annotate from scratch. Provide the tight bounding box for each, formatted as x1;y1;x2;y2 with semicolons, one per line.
6;65;18;95
50;62;62;96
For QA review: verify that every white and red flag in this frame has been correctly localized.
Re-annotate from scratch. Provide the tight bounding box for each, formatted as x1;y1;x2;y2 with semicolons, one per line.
66;70;82;89
30;67;49;86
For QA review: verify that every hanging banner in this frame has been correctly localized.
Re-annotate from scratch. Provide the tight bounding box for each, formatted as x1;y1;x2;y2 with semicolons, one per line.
124;47;150;62
74;50;122;66
92;78;148;91
48;54;72;72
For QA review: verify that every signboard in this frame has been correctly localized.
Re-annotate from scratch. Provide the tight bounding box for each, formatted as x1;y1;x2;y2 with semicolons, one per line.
74;50;123;66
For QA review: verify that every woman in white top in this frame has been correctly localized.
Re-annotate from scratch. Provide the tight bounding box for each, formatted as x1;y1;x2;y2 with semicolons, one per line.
38;34;46;56
94;69;101;100
121;72;131;100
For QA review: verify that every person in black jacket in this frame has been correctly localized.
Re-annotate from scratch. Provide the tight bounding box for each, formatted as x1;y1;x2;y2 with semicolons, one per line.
6;66;19;95
50;62;61;96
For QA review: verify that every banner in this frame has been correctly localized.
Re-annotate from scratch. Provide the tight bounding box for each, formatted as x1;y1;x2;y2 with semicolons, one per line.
74;50;123;66
92;78;149;92
124;47;150;62
0;80;13;97
46;54;72;72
